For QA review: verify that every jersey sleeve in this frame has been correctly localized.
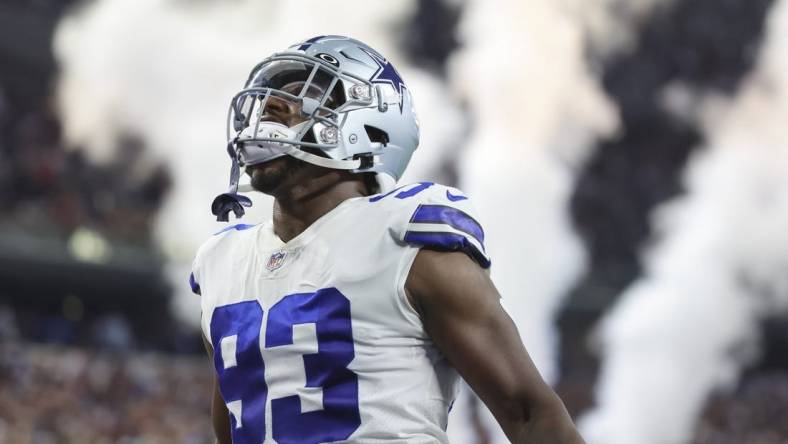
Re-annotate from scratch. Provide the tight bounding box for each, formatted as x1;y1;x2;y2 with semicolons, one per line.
393;183;491;269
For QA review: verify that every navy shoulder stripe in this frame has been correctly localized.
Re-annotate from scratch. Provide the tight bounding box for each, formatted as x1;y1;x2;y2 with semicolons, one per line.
404;204;490;268
404;231;491;268
409;204;485;245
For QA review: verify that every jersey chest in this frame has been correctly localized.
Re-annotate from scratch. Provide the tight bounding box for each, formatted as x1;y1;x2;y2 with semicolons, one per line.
192;182;487;443
201;219;415;444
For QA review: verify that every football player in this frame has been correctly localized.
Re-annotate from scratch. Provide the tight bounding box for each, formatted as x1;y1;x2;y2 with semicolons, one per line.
191;35;584;444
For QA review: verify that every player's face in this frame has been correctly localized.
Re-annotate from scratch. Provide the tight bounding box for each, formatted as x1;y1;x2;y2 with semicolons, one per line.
246;82;309;194
256;82;313;127
246;81;339;195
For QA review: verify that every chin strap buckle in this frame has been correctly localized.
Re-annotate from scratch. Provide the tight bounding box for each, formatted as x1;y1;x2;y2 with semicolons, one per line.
211;139;253;222
211;192;252;222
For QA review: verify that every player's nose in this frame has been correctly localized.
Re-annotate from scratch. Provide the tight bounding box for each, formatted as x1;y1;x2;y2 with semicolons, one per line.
262;97;301;125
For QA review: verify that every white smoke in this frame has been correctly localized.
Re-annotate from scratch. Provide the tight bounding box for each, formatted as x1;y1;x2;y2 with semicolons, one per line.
446;0;621;442
581;1;788;442
53;0;460;326
451;0;618;388
571;0;678;55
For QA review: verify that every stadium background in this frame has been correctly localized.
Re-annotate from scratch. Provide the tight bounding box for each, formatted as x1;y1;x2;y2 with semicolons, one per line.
1;0;788;442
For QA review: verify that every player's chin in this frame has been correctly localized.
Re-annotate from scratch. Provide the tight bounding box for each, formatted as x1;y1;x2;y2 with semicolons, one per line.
246;157;292;194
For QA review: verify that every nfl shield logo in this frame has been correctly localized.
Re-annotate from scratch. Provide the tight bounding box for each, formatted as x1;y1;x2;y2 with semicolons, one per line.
266;251;287;271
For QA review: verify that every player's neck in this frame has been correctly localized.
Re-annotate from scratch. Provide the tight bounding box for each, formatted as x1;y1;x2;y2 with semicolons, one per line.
272;175;366;243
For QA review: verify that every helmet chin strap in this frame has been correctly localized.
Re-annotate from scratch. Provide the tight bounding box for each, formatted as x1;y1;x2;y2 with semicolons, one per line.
211;139;252;222
235;148;362;194
238;121;361;170
213;122;362;221
283;146;361;169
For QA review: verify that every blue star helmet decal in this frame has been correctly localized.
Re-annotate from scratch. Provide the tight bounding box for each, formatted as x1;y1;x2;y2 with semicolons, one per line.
359;47;408;112
293;35;328;51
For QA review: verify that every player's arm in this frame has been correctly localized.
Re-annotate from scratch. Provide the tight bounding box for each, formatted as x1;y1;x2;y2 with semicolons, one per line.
406;249;584;444
202;335;232;444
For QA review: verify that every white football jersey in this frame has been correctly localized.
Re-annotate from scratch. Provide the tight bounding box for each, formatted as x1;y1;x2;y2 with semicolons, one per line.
190;182;491;444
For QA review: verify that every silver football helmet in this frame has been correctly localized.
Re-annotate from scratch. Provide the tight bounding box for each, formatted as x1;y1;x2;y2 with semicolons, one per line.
212;35;420;221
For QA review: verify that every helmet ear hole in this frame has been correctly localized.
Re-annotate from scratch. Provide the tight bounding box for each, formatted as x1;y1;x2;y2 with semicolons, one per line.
364;125;389;146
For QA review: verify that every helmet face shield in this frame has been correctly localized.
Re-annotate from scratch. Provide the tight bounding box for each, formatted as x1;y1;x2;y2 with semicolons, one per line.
228;56;359;158
246;59;345;106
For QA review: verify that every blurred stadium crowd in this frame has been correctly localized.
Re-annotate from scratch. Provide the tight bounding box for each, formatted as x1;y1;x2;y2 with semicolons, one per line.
1;0;788;443
0;85;179;349
0;97;169;246
0;342;212;443
0;0;182;354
